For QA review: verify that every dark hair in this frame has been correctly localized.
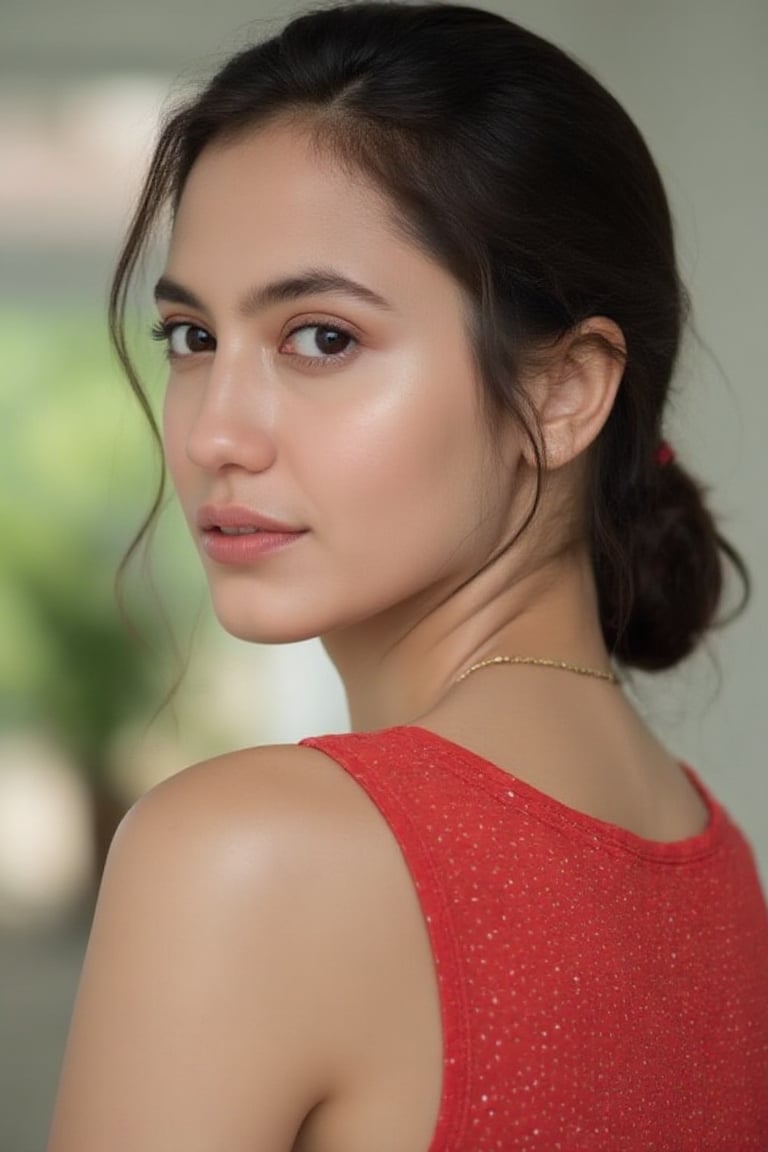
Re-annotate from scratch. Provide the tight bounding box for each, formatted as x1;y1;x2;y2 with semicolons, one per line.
110;0;749;671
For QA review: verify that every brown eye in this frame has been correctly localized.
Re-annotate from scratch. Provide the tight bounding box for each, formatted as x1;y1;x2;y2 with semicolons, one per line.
150;320;216;354
164;323;215;356
288;324;356;359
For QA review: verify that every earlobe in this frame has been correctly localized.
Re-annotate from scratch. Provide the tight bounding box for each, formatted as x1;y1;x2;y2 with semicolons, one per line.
523;316;626;472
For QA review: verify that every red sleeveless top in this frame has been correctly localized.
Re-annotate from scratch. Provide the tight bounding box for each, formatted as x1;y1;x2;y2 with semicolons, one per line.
300;725;768;1151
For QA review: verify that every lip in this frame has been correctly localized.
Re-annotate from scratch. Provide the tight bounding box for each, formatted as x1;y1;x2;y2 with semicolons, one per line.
195;504;308;566
196;504;304;533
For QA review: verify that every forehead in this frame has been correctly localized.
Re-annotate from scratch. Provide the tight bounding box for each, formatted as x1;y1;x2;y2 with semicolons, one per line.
168;123;464;318
175;122;387;239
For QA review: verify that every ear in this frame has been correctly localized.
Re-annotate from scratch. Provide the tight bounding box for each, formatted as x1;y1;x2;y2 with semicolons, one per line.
520;317;626;471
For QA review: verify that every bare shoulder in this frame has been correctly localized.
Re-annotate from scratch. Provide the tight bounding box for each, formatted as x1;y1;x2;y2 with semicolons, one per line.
116;737;400;943
123;739;375;848
112;737;399;1018
47;741;394;1152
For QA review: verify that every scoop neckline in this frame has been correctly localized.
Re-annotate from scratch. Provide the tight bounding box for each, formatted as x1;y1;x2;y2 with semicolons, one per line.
399;724;727;863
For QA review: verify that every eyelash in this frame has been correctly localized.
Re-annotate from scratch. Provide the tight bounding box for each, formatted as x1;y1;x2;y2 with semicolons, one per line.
150;318;359;367
150;321;212;358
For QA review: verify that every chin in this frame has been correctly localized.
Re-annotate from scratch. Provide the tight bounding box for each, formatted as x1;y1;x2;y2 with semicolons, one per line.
212;604;322;646
204;565;430;647
207;580;346;645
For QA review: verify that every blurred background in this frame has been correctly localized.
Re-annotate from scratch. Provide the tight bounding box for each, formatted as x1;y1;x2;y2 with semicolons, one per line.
1;0;766;1147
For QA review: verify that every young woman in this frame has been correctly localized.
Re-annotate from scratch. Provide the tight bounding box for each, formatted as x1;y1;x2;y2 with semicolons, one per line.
47;4;768;1149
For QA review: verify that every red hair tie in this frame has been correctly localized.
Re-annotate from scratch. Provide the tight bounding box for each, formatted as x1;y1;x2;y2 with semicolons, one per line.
654;439;675;467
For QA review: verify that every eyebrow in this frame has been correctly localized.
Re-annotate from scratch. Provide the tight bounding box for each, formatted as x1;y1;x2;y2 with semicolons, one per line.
153;269;394;314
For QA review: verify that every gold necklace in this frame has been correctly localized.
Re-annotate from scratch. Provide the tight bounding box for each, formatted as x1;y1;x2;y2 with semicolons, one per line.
454;654;619;685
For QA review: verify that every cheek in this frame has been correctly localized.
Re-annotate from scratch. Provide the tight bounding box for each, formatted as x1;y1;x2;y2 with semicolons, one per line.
293;355;489;560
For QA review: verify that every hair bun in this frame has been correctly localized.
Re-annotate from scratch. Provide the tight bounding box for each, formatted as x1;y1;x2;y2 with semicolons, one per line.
597;456;749;671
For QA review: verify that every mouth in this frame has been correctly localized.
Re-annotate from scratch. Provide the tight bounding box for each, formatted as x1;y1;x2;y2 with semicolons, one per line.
196;503;305;535
194;503;308;565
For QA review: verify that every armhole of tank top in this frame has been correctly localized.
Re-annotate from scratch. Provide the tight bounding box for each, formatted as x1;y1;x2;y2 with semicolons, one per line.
300;735;471;1152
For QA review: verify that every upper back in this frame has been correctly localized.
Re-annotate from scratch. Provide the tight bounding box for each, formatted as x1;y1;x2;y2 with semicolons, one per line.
301;724;768;1151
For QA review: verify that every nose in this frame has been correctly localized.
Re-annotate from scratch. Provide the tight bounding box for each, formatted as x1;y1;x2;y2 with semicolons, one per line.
184;351;277;475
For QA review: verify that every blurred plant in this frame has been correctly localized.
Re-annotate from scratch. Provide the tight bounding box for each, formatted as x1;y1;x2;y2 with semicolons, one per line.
0;310;200;886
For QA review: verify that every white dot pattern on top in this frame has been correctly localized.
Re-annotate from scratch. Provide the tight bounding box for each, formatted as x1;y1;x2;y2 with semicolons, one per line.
300;725;768;1151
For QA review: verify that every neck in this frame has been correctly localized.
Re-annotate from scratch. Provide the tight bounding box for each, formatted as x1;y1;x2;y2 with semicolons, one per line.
322;543;612;732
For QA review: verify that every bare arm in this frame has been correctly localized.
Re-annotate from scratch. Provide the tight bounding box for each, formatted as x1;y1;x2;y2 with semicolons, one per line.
45;745;352;1151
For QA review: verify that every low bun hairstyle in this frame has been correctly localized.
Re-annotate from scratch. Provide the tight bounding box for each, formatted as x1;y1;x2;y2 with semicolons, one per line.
110;1;749;671
592;446;746;671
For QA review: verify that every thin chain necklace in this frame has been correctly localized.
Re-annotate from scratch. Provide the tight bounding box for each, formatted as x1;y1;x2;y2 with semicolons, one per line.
454;654;620;685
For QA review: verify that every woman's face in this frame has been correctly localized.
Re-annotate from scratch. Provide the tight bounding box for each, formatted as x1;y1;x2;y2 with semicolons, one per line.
159;123;523;644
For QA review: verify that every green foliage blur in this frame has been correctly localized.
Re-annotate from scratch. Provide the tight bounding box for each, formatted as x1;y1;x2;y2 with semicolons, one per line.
0;310;201;782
